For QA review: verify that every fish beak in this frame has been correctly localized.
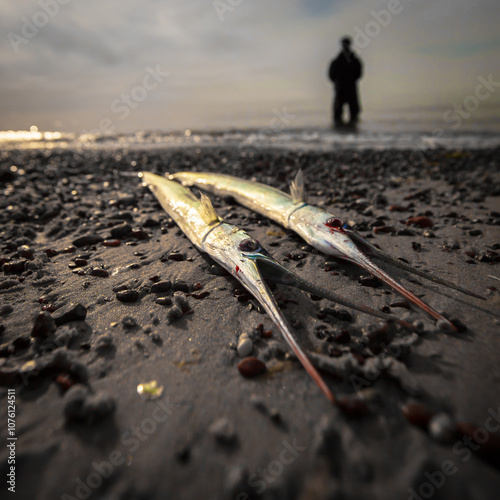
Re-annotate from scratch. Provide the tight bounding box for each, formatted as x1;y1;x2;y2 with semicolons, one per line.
310;221;458;331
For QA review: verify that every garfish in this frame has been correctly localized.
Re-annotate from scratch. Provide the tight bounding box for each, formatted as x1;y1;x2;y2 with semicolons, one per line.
172;170;485;331
140;172;412;404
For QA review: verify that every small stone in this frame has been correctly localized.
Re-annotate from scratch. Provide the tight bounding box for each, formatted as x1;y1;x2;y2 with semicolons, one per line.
401;402;435;428
237;357;266;377
64;385;115;424
429;413;457;443
172;280;190;293
173;293;191;312
122;316;138;328
3;260;26;274
156;297;172;306
53;303;87;326
407;216;433;228
102;239;121;247
358;275;381;288
337;397;369;417
151;280;171;293
31;311;56;338
0;304;13;316
131;228;149;240
73;258;88;267
237;337;253;358
166;305;183;323
456;422;500;453
90;268;109;278
168;252;185;261
72;235;104;247
116;290;139;303
110;223;132;238
209;417;237;444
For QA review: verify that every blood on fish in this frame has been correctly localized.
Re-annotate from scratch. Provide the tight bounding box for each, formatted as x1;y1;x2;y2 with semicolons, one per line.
325;218;345;234
235;266;241;274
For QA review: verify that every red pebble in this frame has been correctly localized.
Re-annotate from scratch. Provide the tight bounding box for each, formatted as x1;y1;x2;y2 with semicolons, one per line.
149;275;160;282
103;239;121;247
456;422;500;453
389;205;408;212
337;397;369;417
191;291;210;300
55;374;75;392
131;229;149;240
401;403;435;428
63;246;76;254
193;282;203;290
261;330;272;338
237;357;266;378
407;216;433;228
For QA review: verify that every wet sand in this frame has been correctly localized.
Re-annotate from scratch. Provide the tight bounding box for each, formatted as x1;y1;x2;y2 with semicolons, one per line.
1;146;500;500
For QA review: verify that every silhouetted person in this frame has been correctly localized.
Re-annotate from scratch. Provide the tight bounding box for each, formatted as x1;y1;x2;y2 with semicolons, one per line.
328;36;362;128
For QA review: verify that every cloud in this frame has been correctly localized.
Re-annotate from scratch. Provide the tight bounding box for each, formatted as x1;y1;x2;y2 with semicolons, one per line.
0;0;498;132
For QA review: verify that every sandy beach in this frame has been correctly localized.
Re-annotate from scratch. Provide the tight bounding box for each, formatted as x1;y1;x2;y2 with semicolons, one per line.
1;145;500;500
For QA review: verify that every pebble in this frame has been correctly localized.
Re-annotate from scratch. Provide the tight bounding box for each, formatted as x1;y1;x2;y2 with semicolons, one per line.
358;275;381;288
116;290;139;303
0;304;14;316
122;316;138;328
237;357;266;377
237;335;253;358
428;412;457;443
209;417;237;444
401;402;435;428
156;297;172;306
407;216;433;228
173;293;191;312
31;311;56;338
102;239;121;247
166;305;183;323
456;422;500;453
172;280;190;293
72;234;104;247
63;385;115;424
53;303;87;326
337;397;369;417
3;260;26;274
110;223;132;238
151;280;171;293
90;268;109;278
168;252;185;261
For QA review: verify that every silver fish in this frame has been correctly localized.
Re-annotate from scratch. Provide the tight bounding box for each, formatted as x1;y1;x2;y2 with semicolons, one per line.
172;170;485;331
140;172;411;404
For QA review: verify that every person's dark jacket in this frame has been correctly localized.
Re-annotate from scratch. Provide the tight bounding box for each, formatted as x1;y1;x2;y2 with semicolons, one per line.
328;50;362;87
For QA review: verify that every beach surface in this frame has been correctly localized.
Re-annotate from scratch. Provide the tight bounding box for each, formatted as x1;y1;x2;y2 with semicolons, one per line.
1;145;500;500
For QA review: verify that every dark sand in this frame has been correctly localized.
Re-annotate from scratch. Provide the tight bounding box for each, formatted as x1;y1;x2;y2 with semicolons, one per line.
1;146;500;500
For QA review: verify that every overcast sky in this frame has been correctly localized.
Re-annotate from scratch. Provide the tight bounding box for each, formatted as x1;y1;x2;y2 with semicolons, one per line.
1;0;499;133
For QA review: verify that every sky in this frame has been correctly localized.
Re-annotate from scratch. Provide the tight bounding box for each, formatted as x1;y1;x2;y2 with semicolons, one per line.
0;0;499;133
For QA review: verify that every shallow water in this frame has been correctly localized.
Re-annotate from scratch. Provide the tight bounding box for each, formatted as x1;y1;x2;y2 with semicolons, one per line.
1;121;499;152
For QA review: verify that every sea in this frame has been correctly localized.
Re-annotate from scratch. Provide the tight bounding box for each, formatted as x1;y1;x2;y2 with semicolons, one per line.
1;116;499;153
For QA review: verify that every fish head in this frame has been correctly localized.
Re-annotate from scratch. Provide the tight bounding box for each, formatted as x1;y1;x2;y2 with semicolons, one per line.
203;223;275;295
294;210;362;261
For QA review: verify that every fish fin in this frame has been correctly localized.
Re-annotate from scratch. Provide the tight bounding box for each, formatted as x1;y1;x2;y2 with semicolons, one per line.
290;169;306;204
199;194;221;226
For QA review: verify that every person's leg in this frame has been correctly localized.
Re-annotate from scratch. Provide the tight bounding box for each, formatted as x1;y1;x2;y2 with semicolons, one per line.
333;93;344;126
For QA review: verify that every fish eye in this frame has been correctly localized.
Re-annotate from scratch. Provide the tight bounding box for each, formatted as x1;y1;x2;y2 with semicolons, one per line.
325;217;344;228
238;238;260;252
